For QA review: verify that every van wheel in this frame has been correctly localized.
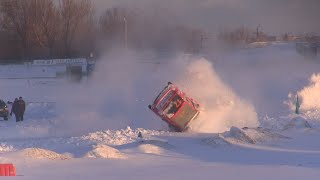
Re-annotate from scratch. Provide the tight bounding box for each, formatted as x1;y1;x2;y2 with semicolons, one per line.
168;124;181;132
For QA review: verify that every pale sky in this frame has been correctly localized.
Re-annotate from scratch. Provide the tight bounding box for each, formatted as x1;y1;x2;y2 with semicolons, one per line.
92;0;320;34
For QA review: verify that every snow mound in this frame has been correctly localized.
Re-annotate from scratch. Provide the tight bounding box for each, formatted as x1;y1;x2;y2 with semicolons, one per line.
221;127;289;144
22;148;71;160
222;127;255;144
138;144;165;155
283;116;312;130
81;127;163;145
84;144;127;159
0;143;15;153
241;127;290;142
304;110;320;127
201;135;230;147
137;138;173;155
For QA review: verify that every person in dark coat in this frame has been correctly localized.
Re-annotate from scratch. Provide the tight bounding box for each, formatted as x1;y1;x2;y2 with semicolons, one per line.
16;97;26;122
10;98;19;122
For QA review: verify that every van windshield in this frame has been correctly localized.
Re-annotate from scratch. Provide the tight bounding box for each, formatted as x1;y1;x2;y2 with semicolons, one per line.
163;95;183;118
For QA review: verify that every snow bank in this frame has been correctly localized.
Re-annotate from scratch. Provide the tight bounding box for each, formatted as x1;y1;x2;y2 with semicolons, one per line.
137;137;173;154
240;127;290;142
0;143;15;153
22;148;71;160
220;127;289;144
176;58;259;133
84;144;127;159
260;114;315;132
222;127;255;144
283;116;312;130
81;127;164;145
201;136;230;147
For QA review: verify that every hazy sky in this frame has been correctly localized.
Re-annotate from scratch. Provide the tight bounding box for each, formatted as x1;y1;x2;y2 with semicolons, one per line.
92;0;320;34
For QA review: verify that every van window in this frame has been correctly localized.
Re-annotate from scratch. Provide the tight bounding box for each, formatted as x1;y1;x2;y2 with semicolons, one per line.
163;95;183;118
156;91;175;112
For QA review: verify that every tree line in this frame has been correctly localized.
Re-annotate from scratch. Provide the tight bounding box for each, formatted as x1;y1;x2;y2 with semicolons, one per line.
1;0;314;63
0;0;204;63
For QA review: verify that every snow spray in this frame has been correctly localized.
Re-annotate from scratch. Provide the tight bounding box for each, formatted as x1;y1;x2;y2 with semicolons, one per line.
174;57;259;133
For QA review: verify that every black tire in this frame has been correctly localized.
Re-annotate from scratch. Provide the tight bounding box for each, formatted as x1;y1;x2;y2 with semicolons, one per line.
4;116;8;121
168;124;181;132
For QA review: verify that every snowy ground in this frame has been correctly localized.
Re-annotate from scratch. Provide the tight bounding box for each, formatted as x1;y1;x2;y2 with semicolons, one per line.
1;42;320;179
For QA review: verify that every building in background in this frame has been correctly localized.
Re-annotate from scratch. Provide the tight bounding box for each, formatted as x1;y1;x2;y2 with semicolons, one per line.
32;58;88;81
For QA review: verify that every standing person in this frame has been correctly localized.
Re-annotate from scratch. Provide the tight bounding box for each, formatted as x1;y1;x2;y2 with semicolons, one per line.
16;97;26;122
10;98;18;122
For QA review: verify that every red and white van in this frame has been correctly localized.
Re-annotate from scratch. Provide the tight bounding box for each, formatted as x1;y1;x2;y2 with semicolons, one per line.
149;82;200;132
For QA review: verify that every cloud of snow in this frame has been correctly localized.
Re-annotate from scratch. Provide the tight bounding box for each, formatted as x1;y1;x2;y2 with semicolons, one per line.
172;58;259;133
50;50;258;135
287;73;320;122
287;73;320;112
298;74;320;111
52;50;164;136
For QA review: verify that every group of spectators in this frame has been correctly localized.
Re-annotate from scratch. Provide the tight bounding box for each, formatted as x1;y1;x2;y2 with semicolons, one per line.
9;97;26;122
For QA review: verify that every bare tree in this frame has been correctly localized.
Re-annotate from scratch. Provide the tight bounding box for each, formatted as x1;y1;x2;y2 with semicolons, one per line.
100;8;122;35
0;0;32;59
72;7;98;57
218;26;255;46
59;0;93;56
99;8;132;49
30;0;60;57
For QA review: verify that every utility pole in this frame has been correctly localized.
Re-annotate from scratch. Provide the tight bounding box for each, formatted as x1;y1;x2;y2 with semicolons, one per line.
256;24;261;41
200;33;208;53
124;17;127;49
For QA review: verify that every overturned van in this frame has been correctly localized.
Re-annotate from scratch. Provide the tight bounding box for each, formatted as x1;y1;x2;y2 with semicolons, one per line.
148;82;200;132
